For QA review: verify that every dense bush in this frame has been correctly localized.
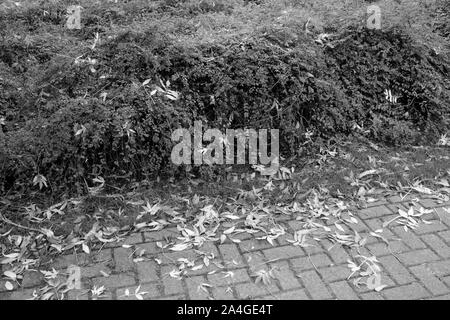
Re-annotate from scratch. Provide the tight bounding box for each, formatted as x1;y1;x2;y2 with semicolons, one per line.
0;0;449;195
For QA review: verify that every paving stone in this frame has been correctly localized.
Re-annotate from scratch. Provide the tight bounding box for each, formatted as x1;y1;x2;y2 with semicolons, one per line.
430;294;450;300
397;249;439;266
303;241;326;255
92;273;135;289
212;287;236;300
387;195;416;203
156;294;186;300
266;289;310;300
392;227;427;249
287;220;304;231
364;218;396;238
207;269;251;287
318;265;350;283
22;270;44;288
321;240;350;264
434;207;450;227
360;292;384;300
413;221;448;234
382;282;430;300
244;251;268;272
116;283;160;300
444;276;450;287
438;230;450;244
122;233;144;245
270;260;302;290
421;234;450;258
263;245;305;260
67;289;89;300
136;242;157;256
161;266;184;295
199;241;219;257
239;239;274;252
419;198;439;208
290;254;333;272
160;249;198;264
428;260;450;277
235;282;279;299
379;255;415;285
81;251;113;278
359;206;392;219
298;270;332;300
144;228;179;242
329;281;359;300
185;276;210;300
219;244;244;268
367;241;409;256
113;247;135;272
52;253;88;269
8;289;36;300
409;265;449;295
137;261;158;283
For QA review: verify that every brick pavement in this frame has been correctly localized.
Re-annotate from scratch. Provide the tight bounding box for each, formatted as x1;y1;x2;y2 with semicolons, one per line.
1;196;450;300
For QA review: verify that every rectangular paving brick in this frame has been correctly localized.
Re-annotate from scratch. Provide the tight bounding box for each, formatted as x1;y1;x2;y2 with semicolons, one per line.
379;255;415;285
367;241;409;257
52;253;88;269
113;247;135;272
321;241;350;264
239;239;274;252
290;254;333;273
359;206;393;219
212;287;236;300
397;249;439;266
160;249;198;264
318;265;350;283
116;283;160;300
235;282;279;299
244;252;268;272
303;242;326;255
270;260;302;290
144;228;179;242
421;234;450;258
267;289;310;300
360;292;384;300
263;245;305;260
92;273;135;289
413;221;448;234
430;294;450;300
67;289;89;300
382;282;430;300
207;269;251;286
428;260;450;277
81;261;112;278
22;270;44;288
137;261;158;283
409;265;449;296
122;233;144;245
392;227;427;249
434;207;450;227
419;199;439;208
329;281;359;300
438;230;450;244
298;270;332;299
185;276;210;300
161;266;184;295
219;244;244;268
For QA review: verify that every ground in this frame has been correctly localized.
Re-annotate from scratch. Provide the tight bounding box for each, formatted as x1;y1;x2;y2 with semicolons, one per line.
1;190;450;300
